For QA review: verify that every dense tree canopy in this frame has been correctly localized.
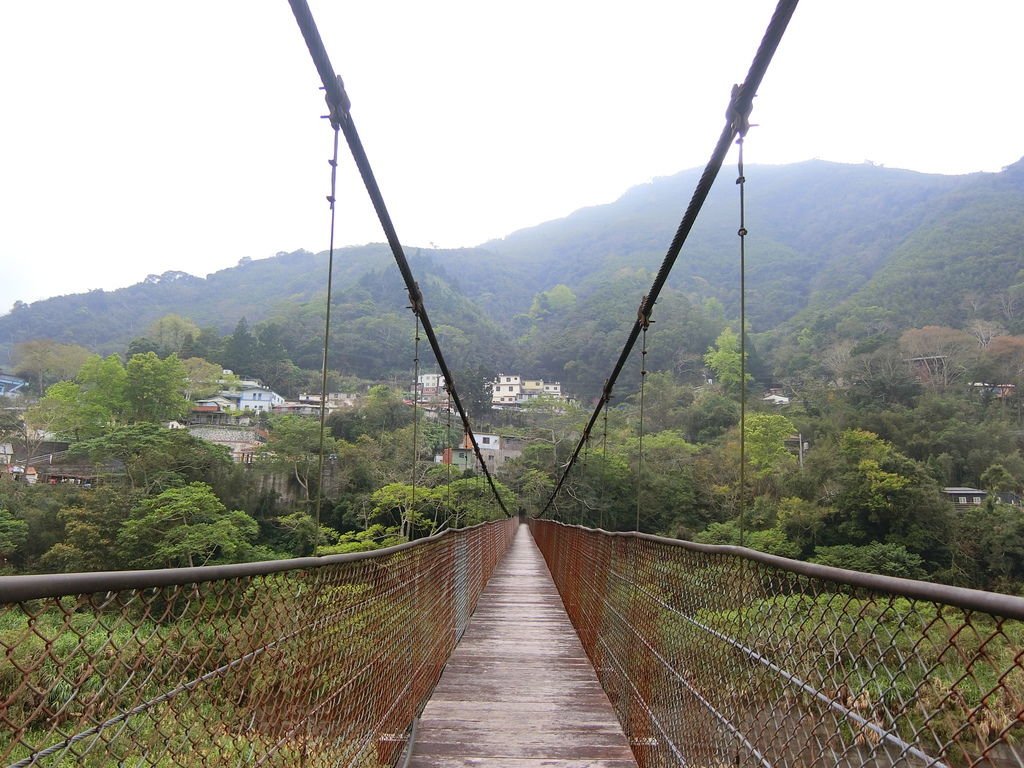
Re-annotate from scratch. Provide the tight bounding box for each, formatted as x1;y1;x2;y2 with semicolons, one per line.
118;482;259;568
2;159;1024;599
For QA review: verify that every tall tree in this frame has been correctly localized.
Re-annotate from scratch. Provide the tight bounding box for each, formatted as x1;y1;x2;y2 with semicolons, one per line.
14;340;91;393
39;487;137;572
147;314;201;357
0;507;29;571
118;482;258;568
898;326;976;390
704;327;751;394
744;413;797;477
222;318;258;375
261;415;334;505
77;354;128;425
124;352;188;422
181;357;223;401
74;423;235;494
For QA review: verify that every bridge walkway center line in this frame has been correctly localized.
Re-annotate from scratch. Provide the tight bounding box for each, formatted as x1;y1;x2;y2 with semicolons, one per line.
408;523;638;767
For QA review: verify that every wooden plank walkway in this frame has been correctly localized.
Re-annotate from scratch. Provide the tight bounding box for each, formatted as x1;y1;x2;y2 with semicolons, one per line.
408;523;638;768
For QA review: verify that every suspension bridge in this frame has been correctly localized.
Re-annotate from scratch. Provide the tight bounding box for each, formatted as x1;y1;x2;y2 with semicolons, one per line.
3;0;1024;765
3;518;1023;766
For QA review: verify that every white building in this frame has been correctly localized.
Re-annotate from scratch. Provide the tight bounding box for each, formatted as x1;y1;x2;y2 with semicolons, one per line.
298;392;359;408
418;373;443;391
491;374;564;408
415;373;446;404
235;386;285;412
491;374;522;406
436;432;524;469
200;386;285;414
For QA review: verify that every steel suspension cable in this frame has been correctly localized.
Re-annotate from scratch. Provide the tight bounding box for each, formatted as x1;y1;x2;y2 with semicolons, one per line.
287;0;511;518
314;124;341;550
636;322;649;532
445;387;452;514
410;312;421;539
737;136;748;547
539;0;798;519
580;438;589;526
600;404;609;530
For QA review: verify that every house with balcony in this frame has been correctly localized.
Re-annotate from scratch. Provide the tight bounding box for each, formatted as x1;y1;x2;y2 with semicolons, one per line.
436;432;524;470
942;487;987;511
233;386;284;412
490;374;564;409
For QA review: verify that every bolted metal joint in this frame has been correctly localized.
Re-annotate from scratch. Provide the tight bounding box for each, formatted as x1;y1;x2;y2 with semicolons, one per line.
407;282;424;316
727;82;754;138
323;74;352;128
637;295;653;329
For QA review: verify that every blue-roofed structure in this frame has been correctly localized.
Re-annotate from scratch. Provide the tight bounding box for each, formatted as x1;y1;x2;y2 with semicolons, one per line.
0;373;27;397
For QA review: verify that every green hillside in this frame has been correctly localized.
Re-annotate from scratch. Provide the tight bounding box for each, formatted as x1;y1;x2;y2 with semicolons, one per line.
2;158;1022;394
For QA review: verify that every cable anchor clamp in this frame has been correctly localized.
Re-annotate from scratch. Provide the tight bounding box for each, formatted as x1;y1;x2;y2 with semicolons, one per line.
637;295;653;330
727;83;754;138
407;282;424;316
601;378;614;403
324;74;352;128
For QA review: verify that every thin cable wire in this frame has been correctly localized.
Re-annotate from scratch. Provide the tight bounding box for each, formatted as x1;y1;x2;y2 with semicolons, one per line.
286;2;511;516
737;136;748;547
538;0;799;517
289;0;796;523
410;312;421;540
580;438;589;526
600;404;609;530
636;323;649;532
314;125;340;551
445;387;452;515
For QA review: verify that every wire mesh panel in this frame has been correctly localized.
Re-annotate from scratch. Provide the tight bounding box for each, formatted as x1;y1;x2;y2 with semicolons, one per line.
530;519;1024;768
0;517;516;768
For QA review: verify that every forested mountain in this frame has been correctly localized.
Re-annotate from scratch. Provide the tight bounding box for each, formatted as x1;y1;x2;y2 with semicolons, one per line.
0;247;391;355
5;157;1024;598
2;158;1022;394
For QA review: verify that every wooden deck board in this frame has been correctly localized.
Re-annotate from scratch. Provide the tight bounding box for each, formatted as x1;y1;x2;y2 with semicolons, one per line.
408;524;637;767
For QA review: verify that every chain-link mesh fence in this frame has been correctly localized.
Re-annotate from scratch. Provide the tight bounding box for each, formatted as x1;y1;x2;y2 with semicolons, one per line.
530;519;1024;768
0;517;517;767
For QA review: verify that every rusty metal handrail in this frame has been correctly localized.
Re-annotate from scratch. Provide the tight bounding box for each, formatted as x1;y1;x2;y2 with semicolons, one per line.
0;521;500;602
0;518;517;767
530;518;1024;768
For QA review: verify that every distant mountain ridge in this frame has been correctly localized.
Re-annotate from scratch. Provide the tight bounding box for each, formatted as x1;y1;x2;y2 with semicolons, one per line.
2;158;1022;386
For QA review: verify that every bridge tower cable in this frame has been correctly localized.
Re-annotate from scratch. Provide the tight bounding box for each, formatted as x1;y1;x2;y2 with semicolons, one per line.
636;315;651;532
445;386;452;516
599;403;609;530
410;312;421;540
287;0;511;518
580;437;590;526
313;123;341;550
538;0;798;520
737;134;749;547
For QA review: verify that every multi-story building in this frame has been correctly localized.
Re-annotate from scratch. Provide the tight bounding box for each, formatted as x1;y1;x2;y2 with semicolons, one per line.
415;373;445;403
490;374;522;406
490;374;564;408
437;432;524;470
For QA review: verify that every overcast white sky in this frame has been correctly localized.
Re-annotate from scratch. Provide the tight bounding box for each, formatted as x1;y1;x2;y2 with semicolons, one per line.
2;2;1022;316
